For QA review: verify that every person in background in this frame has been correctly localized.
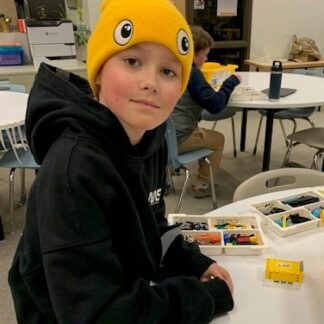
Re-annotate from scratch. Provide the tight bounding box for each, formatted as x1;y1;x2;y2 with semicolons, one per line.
171;25;240;198
9;1;234;323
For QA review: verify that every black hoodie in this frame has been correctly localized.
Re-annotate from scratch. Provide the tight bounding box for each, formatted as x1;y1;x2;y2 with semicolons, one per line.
9;63;233;324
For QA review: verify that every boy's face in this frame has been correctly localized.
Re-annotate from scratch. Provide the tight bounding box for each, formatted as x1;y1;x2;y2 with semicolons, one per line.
194;47;210;69
96;42;183;144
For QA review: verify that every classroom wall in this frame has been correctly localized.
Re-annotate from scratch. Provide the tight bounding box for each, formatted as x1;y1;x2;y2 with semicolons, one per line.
250;0;324;59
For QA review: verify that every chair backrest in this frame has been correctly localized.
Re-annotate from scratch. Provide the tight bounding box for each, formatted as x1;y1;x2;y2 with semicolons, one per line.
165;118;181;169
294;69;324;78
0;83;26;93
233;167;324;201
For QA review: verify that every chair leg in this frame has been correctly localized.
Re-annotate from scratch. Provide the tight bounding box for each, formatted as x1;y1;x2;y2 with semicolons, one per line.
9;168;16;233
230;117;237;157
312;150;323;170
175;166;190;213
204;157;217;209
282;141;304;167
0;215;4;240
211;121;218;131
253;115;263;155
20;168;27;206
283;119;298;148
302;117;315;128
166;167;176;194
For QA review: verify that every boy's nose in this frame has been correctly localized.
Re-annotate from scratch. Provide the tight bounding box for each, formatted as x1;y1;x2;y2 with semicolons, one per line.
140;74;159;94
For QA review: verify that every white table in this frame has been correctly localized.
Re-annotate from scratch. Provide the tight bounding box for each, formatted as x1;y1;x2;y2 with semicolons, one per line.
0;91;29;161
0;91;28;239
207;188;324;324
227;72;324;170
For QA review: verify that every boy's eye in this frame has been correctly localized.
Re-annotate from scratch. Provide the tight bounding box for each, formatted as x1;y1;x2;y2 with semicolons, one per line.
125;58;140;66
162;68;176;77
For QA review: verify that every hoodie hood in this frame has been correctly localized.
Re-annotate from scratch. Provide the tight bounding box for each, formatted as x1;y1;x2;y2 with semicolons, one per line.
26;63;166;164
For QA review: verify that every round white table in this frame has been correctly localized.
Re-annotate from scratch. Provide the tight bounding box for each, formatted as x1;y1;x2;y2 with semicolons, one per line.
227;72;324;170
0;91;28;130
206;187;324;324
0;91;28;239
0;91;28;157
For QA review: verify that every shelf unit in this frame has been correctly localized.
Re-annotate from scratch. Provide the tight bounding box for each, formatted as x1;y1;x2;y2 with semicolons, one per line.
185;0;252;70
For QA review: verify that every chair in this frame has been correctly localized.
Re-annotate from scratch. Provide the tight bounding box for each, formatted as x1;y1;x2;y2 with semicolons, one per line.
165;118;217;212
201;107;238;157
252;69;324;155
0;148;39;233
281;127;324;170
233;167;324;202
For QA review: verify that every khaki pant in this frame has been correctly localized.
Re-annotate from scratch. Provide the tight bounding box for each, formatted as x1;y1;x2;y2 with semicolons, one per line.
178;127;224;183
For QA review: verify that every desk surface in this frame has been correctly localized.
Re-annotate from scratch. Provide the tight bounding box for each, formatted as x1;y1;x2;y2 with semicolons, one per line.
0;91;28;129
0;61;86;76
228;71;324;109
0;62;87;93
245;58;324;71
206;188;324;324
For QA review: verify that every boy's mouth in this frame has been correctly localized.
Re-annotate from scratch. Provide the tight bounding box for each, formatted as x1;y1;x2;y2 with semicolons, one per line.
131;99;159;109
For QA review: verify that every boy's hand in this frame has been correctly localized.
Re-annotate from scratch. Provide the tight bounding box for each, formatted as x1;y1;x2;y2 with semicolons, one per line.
200;262;234;294
233;73;241;82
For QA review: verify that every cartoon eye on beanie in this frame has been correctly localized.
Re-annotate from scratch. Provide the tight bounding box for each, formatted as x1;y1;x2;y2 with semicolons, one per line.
87;0;193;96
114;20;134;45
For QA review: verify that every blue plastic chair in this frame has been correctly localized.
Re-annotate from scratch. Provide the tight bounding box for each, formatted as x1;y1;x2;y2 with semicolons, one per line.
165;118;217;212
201;107;238;157
0;148;40;233
252;69;324;155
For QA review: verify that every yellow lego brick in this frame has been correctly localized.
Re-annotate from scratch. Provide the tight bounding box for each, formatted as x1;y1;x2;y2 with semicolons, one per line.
265;258;303;283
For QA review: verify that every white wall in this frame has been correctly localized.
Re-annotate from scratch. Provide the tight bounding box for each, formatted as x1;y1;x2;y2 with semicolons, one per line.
83;0;101;31
250;0;324;59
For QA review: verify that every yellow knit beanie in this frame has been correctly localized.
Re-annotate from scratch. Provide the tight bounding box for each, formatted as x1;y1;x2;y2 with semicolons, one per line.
87;0;193;96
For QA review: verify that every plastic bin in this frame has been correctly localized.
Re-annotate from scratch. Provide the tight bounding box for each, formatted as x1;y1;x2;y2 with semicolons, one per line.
201;62;238;88
0;43;23;66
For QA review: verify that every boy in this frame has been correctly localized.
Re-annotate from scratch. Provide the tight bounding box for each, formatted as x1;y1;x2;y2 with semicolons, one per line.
171;26;240;197
9;1;234;323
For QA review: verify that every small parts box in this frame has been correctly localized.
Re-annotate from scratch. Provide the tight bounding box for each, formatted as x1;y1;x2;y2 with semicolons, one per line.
0;43;23;66
250;190;322;237
168;214;267;256
265;258;303;284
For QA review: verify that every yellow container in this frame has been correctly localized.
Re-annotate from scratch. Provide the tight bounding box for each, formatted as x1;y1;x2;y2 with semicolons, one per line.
201;62;238;88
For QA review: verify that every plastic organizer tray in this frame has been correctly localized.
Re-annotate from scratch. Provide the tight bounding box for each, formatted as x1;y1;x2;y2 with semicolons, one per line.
250;190;322;237
168;213;267;256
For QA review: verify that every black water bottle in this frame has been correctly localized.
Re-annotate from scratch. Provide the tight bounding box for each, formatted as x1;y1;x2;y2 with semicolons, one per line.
268;60;282;101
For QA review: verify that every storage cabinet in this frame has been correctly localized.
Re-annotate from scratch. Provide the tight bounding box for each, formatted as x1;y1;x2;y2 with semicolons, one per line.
185;0;252;70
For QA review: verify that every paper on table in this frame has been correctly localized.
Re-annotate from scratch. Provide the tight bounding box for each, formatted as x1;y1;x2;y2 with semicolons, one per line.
229;86;267;102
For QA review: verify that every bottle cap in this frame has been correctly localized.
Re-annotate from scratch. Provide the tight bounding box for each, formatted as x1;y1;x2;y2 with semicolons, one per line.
271;60;282;72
